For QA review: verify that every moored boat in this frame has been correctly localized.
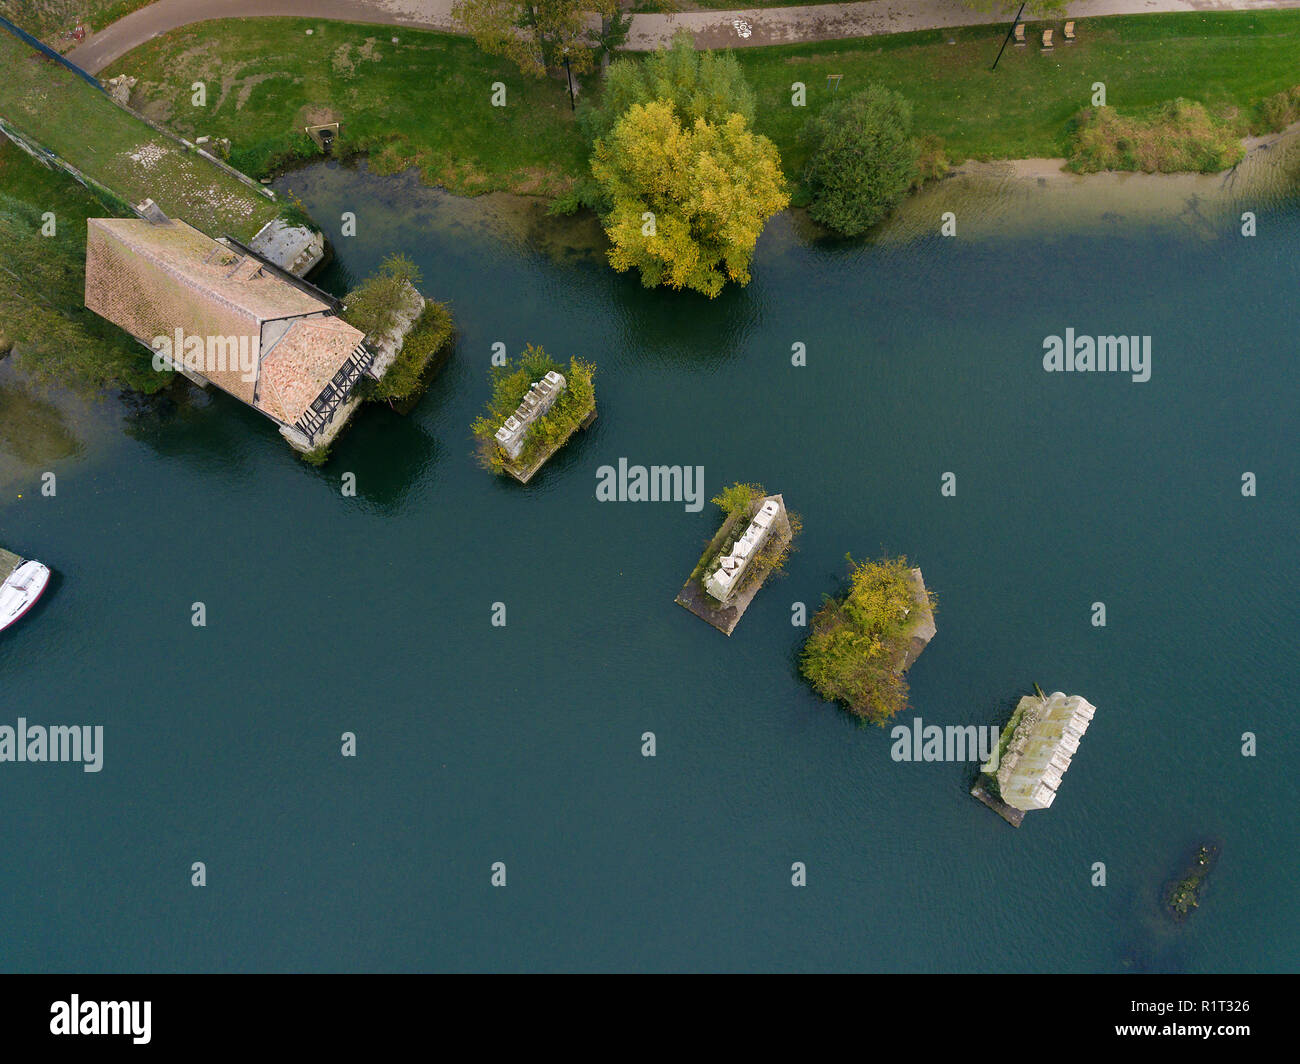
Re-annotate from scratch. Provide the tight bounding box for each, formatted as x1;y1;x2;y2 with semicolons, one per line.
0;557;51;632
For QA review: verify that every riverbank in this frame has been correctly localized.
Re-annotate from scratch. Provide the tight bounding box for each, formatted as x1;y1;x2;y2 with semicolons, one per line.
99;12;1300;200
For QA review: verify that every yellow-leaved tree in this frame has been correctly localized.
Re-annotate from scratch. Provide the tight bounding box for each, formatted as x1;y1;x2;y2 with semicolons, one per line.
590;99;788;298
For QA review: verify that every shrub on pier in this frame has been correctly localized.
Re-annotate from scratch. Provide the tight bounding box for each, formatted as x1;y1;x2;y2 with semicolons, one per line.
800;555;933;724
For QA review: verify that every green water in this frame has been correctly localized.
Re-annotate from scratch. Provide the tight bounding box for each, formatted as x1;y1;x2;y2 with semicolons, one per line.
0;158;1296;972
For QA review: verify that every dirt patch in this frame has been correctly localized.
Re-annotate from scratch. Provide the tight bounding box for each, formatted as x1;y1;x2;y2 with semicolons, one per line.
332;38;383;78
134;84;174;125
511;167;560;196
296;104;343;129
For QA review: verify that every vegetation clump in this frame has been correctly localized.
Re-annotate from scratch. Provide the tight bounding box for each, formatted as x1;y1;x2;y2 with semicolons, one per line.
800;555;934;724
342;253;422;337
451;0;619;78
366;301;454;403
470;344;595;474
1067;101;1246;174
1255;85;1300;134
344;254;454;405
799;85;922;236
1165;843;1219;920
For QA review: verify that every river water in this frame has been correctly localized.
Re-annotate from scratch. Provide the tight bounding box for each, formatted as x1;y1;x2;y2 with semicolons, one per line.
1;146;1296;972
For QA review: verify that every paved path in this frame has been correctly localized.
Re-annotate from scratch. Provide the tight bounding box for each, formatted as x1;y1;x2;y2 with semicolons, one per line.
68;0;1300;74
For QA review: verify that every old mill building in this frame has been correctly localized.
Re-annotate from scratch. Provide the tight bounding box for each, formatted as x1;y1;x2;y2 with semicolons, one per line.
85;202;373;451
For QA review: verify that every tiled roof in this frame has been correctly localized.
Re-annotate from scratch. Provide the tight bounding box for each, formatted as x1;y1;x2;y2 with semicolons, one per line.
87;217;328;324
86;216;365;426
257;316;366;426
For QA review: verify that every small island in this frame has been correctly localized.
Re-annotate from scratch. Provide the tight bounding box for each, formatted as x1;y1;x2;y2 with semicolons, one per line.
971;686;1097;828
341;255;455;411
471;345;596;484
799;555;935;724
1165;842;1220;921
301;253;455;464
675;483;798;636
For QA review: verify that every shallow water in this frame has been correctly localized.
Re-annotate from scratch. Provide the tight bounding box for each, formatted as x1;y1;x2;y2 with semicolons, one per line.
0;155;1296;972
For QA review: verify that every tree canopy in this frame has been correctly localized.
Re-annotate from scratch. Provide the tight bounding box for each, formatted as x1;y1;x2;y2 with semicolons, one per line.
451;0;619;77
800;556;932;724
590;99;788;297
800;84;920;236
580;30;755;144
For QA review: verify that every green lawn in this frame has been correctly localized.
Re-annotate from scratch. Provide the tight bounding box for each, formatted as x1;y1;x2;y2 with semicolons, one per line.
0;28;281;239
104;12;1300;203
739;13;1300;176
103;19;590;196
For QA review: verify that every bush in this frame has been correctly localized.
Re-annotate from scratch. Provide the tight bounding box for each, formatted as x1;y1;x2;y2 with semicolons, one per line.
1067;101;1246;174
342;254;422;338
800;555;933;724
579;30;755;147
365;300;454;403
1255;85;1300;134
799;85;920;236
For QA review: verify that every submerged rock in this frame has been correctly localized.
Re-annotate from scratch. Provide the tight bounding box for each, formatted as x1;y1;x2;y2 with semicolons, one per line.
1165;842;1220;921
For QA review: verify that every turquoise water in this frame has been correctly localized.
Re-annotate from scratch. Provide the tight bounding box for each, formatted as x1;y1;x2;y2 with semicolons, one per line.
1;160;1296;972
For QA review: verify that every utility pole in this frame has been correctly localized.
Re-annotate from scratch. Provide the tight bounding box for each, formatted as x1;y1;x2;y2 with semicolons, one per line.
992;2;1028;71
562;48;575;111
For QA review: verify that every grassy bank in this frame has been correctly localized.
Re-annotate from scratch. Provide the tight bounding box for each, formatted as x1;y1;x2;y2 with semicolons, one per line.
6;2;156;44
0;141;163;392
103;19;588;196
104;12;1300;201
735;12;1300;178
0;27;282;239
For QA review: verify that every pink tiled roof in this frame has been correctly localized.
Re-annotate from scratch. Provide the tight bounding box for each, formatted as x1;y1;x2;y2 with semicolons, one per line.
86;217;327;324
257;316;365;425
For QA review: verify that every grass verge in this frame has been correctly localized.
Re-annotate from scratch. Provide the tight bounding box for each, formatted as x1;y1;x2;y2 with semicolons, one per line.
103;19;589;196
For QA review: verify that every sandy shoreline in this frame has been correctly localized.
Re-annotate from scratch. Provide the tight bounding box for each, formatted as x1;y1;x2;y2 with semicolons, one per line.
855;120;1300;244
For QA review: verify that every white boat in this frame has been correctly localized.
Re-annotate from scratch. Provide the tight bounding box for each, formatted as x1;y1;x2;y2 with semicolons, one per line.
0;559;51;632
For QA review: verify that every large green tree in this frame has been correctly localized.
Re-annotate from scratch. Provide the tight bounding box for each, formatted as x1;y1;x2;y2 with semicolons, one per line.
590;99;788;297
580;29;755;144
451;0;619;77
800;84;920;236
